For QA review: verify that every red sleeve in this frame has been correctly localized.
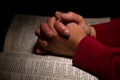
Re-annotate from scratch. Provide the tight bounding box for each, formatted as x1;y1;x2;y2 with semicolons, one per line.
73;36;120;80
93;17;120;47
73;18;120;80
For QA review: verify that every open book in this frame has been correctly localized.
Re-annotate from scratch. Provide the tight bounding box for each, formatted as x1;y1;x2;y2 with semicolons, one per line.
0;14;110;80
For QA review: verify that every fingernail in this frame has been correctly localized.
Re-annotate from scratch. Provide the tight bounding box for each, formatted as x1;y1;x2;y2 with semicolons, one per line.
64;30;69;36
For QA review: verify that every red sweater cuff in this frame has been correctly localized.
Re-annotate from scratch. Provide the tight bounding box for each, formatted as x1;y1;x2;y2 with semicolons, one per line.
73;36;106;77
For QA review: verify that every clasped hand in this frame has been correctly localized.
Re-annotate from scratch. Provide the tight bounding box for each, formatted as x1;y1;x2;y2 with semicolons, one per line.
35;11;94;57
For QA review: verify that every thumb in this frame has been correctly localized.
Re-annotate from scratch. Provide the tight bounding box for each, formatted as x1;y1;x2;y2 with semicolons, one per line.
55;11;84;24
55;11;71;21
55;11;64;20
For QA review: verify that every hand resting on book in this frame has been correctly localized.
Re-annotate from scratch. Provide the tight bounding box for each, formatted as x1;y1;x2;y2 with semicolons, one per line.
35;16;87;57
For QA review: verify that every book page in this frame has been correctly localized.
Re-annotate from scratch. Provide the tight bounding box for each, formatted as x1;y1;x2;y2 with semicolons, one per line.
4;15;50;53
85;17;110;25
0;52;98;80
2;14;110;80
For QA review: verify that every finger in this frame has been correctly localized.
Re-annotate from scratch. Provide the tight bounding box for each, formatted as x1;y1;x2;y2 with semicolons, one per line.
35;48;46;54
37;39;48;47
55;11;65;20
54;20;70;36
47;17;58;37
35;26;40;37
34;41;48;54
47;17;57;32
56;11;84;24
40;23;53;38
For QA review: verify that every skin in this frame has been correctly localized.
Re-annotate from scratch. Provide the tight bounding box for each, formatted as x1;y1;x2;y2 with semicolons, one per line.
35;17;87;57
35;11;96;55
36;11;96;38
55;11;96;37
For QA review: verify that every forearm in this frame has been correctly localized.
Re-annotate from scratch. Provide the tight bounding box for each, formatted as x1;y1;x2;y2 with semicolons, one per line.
90;17;120;47
73;36;120;80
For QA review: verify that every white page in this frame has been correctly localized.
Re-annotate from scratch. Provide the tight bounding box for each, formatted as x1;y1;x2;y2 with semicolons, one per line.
0;52;98;80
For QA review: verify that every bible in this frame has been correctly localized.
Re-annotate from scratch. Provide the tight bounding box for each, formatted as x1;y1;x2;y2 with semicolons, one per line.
0;14;110;80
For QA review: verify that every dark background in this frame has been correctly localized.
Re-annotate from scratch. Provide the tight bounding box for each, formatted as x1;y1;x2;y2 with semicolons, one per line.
0;0;120;52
